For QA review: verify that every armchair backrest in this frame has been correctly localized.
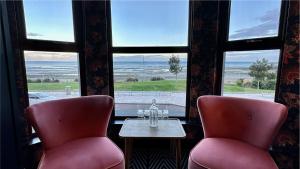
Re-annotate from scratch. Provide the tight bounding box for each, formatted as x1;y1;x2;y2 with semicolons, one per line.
26;95;114;150
197;95;287;150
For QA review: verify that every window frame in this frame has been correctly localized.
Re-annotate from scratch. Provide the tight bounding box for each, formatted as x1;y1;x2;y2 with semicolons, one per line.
107;1;192;120
17;0;87;100
215;0;289;102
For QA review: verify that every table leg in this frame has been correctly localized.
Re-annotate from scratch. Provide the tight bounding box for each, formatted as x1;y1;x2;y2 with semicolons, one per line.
170;139;175;155
175;139;181;169
125;138;133;169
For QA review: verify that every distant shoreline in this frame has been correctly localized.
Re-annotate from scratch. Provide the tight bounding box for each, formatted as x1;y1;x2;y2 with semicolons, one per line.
24;60;277;83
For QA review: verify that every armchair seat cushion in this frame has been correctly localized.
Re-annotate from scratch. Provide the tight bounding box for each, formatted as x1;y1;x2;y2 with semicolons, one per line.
189;138;278;169
38;137;124;169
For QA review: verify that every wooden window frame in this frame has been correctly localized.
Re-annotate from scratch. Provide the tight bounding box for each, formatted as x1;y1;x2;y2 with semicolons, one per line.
107;1;192;120
17;1;87;100
215;0;289;102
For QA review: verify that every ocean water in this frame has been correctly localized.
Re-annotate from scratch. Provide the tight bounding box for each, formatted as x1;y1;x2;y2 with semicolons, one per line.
25;61;80;81
25;61;277;82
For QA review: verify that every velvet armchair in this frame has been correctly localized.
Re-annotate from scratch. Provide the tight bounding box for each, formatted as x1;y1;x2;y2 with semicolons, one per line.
188;95;287;169
26;95;125;169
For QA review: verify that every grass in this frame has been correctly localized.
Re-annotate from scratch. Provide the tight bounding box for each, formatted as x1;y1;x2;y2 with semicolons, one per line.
28;80;274;93
223;84;274;93
115;80;186;91
28;82;80;91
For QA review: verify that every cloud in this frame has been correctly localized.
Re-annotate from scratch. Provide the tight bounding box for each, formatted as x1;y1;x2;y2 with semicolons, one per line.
24;51;77;61
229;8;280;40
225;50;280;62
258;9;280;22
27;32;43;37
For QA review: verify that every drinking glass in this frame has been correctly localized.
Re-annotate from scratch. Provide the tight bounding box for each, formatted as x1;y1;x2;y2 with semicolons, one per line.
137;109;144;118
144;110;150;119
162;110;169;119
158;110;162;118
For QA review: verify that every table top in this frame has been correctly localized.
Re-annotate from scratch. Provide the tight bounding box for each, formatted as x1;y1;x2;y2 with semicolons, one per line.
119;118;186;138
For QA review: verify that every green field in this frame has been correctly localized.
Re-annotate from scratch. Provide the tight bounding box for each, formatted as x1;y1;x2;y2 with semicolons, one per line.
28;82;80;91
223;84;274;93
115;80;186;91
28;80;274;93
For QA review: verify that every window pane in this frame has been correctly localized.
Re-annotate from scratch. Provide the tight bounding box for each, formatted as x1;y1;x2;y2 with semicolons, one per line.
24;51;80;105
23;0;75;42
113;53;187;117
229;0;281;41
111;1;189;46
222;50;280;101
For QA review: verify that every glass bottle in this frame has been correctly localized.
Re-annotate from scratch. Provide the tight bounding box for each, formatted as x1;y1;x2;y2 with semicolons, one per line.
149;99;158;127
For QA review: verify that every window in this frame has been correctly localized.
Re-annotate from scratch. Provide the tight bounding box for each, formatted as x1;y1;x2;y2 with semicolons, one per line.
223;50;280;101
113;53;187;117
218;0;286;101
23;0;75;42
24;51;80;105
110;0;190;118
111;0;189;46
21;1;83;105
228;0;281;41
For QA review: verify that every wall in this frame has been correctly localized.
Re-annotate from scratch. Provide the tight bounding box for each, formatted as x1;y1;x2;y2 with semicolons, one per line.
1;4;21;168
186;1;219;140
1;1;31;168
83;1;111;96
273;1;299;168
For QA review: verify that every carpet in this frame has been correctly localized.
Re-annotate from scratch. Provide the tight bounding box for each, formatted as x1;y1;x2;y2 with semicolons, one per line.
129;148;189;169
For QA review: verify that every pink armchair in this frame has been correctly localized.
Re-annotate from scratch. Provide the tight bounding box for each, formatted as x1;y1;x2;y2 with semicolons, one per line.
26;95;124;169
188;95;287;169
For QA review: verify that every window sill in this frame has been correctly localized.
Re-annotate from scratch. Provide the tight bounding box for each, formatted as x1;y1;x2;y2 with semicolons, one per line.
111;119;188;125
29;119;190;146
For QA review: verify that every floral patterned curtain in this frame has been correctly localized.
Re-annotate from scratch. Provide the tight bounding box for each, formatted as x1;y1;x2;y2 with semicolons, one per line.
84;1;110;96
273;1;299;168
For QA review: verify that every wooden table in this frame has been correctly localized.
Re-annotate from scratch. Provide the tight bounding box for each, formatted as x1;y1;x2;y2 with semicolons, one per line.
119;118;186;169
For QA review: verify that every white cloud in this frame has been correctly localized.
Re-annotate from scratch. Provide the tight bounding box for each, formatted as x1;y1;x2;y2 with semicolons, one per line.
24;51;78;61
229;8;280;40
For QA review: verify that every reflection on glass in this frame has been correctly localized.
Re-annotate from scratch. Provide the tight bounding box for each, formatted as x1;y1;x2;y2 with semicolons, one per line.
222;50;280;101
162;110;169;119
229;0;281;40
111;0;189;46
23;0;75;42
24;51;80;105
137;109;144;118
113;53;187;117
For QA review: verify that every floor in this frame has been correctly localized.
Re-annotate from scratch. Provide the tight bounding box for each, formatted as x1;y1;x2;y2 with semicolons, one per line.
129;148;189;169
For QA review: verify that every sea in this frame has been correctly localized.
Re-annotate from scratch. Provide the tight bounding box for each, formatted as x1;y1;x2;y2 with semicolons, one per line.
25;61;278;83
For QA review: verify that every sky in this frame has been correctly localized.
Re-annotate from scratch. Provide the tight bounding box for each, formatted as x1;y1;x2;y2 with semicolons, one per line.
229;0;281;40
24;51;78;61
111;0;189;46
23;0;282;62
23;0;74;42
225;50;280;62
